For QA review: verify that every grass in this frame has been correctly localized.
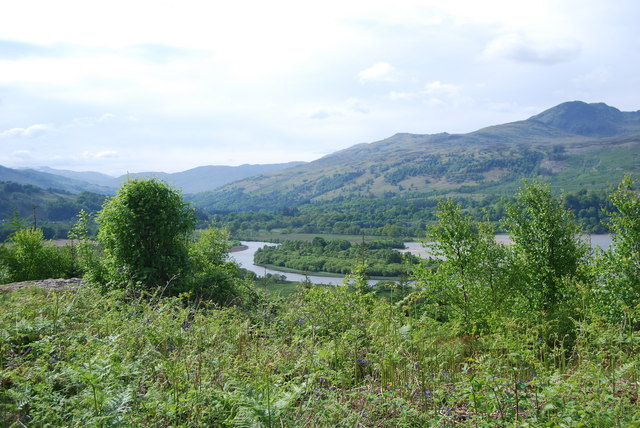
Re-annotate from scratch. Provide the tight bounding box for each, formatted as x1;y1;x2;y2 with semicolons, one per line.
253;278;301;298
2;283;640;426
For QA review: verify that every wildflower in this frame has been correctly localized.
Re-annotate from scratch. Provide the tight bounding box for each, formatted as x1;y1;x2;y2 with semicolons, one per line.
181;321;192;330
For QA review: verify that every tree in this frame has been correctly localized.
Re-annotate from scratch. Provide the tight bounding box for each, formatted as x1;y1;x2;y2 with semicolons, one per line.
411;198;509;331
96;178;196;289
503;180;588;316
0;227;73;283
593;175;640;320
184;223;247;304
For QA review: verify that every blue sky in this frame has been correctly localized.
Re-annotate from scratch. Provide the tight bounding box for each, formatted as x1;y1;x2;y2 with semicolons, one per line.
0;0;639;175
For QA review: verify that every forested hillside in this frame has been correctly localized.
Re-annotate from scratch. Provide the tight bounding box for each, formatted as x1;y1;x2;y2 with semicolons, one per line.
0;182;106;240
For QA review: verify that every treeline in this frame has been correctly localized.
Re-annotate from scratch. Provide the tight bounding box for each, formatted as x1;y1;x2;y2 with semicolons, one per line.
208;187;613;238
254;238;418;277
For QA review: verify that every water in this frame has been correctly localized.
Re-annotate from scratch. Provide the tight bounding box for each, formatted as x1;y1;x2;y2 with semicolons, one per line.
230;241;347;285
230;235;614;285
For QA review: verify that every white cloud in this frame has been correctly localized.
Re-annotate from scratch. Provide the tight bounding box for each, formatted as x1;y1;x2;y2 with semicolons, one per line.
423;81;462;97
0;123;52;138
308;98;368;120
70;113;118;127
96;151;118;159
483;33;581;65
389;91;415;101
573;67;613;86
0;1;637;174
11;150;32;159
358;62;399;83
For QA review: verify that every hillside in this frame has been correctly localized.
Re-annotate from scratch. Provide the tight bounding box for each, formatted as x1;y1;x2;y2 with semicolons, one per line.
10;162;307;195
0;165;115;195
0;181;106;240
192;101;640;212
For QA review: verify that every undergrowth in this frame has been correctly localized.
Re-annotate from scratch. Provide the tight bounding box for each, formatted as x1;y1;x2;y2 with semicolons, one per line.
2;284;640;427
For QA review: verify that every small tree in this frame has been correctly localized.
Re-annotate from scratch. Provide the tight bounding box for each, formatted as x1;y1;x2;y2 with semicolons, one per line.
412;198;509;331
592;175;640;321
97;178;196;290
0;227;73;282
503;180;588;318
184;223;247;304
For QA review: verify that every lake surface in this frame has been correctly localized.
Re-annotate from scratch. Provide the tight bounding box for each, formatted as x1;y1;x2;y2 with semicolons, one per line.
230;235;614;285
401;234;614;257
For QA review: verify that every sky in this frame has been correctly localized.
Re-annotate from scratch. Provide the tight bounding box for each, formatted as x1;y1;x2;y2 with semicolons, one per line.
0;0;639;176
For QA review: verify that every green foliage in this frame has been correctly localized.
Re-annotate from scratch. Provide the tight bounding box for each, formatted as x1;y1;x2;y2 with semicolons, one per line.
412;199;510;331
68;210;106;285
5;175;640;425
0;228;75;283
504;180;589;318
181;224;255;306
254;238;416;277
97;178;196;290
3;281;640;426
591;175;640;320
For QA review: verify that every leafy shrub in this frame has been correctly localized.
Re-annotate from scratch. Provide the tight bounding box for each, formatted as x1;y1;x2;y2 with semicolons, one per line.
97;178;196;290
0;228;74;283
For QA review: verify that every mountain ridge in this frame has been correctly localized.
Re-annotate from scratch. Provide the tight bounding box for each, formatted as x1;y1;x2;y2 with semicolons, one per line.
2;162;307;195
190;101;640;212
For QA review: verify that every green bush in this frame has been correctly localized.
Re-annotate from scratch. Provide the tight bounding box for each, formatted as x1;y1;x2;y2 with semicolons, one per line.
96;178;196;290
0;228;75;283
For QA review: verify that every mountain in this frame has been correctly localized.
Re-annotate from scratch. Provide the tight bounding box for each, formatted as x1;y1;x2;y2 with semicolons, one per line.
0;165;115;194
191;101;640;212
120;162;306;194
34;167;118;188
3;162;306;196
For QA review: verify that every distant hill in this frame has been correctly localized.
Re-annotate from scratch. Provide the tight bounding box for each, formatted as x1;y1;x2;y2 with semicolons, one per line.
3;162;307;196
0;181;107;240
34;167;118;188
191;101;640;212
119;162;306;194
0;165;115;195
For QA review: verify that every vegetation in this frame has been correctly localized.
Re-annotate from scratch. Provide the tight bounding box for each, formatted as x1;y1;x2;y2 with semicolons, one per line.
0;181;107;241
2;176;640;426
254;238;418;278
96;178;197;290
192;102;640;218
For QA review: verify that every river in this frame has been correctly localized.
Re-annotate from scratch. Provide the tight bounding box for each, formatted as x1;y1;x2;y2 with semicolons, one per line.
230;235;614;285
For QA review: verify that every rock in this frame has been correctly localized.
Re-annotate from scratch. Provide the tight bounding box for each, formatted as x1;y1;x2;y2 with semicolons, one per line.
0;278;83;293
